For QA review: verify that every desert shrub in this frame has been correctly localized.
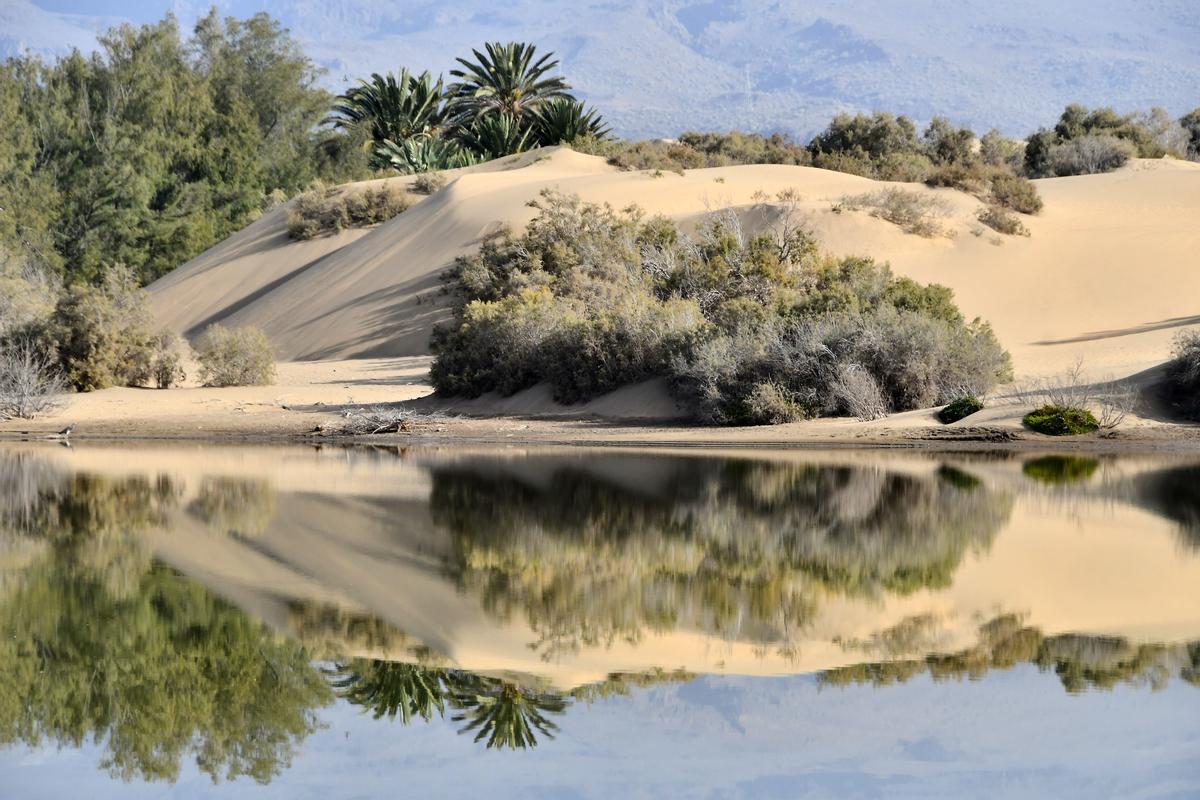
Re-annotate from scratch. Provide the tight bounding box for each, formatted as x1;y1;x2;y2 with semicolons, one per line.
979;129;1024;170
432;190;1012;425
976;206;1029;236
1165;330;1200;420
138;332;188;389
677;131;811;166
411;172;447;194
1182;108;1200;160
42;269;177;392
1023;405;1099;436
1022;456;1099;484
743;380;806;424
574;130;811;173
195;325;276;387
0;340;64;419
830;363;889;421
1045;135;1135;176
839;189;951;237
988;172;1043;214
937;396;984;424
287;183;410;240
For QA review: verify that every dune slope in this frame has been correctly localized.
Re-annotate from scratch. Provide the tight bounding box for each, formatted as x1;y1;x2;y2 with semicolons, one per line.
151;150;1200;380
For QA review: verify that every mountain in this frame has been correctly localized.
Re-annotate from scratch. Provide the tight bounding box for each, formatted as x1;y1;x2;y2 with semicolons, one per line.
7;0;1200;138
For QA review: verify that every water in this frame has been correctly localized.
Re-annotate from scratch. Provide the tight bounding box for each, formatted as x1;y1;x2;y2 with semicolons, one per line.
0;443;1197;798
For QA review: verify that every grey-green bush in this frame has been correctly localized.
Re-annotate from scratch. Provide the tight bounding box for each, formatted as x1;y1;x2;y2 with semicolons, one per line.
287;183;410;240
196;325;276;387
432;191;1012;425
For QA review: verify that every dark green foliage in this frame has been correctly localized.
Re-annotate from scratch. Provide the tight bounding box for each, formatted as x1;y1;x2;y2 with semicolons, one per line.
432;190;1012;424
531;97;612;145
328;70;450;170
1024;103;1188;177
0;11;355;285
1022;456;1100;484
286;183;410;240
937;395;984;424
1182;108;1200;160
1023;405;1100;436
1164;330;1200;420
937;464;981;491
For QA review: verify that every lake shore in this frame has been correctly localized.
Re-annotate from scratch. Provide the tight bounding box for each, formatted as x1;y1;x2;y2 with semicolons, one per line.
3;356;1198;452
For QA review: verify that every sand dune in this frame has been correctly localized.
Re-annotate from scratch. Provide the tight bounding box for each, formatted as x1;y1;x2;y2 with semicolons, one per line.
150;149;1200;386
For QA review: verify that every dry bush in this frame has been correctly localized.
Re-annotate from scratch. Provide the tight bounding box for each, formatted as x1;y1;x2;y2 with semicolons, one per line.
1046;135;1135;176
195;325;275;387
0;340;65;420
839;189;952;237
1015;359;1139;431
287;183;410;240
988;172;1043;214
976;206;1030;237
743;381;805;424
830;363;889;421
338;406;422;434
411;172;447;194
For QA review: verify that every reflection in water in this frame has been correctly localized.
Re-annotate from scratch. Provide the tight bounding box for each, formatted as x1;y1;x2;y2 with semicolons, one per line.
823;614;1200;694
1021;455;1100;485
430;458;1011;658
1;446;1199;786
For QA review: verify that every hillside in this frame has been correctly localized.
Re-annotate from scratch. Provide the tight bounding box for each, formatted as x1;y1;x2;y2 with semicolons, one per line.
150;149;1200;382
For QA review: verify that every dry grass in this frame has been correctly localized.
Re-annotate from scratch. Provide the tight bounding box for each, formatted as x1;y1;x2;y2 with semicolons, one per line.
287;183;411;240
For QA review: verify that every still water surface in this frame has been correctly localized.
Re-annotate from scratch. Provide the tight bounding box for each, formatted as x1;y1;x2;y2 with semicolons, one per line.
0;443;1197;798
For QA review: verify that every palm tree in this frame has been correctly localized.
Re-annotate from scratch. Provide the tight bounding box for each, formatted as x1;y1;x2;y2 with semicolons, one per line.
531;97;611;146
377;137;481;174
328;660;448;723
455;113;534;160
328;70;450;169
446;42;571;131
449;676;568;749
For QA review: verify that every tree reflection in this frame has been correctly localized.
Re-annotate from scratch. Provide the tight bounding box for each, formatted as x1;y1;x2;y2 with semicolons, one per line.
328;659;693;750
821;614;1200;694
0;455;332;784
429;457;1011;658
1130;465;1200;550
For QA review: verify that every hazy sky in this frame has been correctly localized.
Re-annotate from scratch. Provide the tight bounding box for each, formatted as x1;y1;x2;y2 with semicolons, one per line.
9;1;1200;138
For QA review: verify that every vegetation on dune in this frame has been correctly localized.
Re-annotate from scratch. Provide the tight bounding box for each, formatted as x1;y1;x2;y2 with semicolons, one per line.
937;395;984;424
836;188;952;237
1024;104;1194;177
1164;330;1200;421
286;182;411;240
432;189;1011;424
1023;404;1100;436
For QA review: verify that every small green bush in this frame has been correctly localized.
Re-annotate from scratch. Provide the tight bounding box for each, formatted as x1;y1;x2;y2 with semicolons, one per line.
1022;456;1100;484
1023;405;1099;436
287;183;410;240
196;325;276;387
976;206;1030;237
937;395;984;424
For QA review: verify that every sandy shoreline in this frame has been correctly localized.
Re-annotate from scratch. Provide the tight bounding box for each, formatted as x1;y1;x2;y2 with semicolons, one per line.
3;356;1198;452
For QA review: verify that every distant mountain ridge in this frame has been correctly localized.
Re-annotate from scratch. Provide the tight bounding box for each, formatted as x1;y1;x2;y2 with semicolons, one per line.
6;0;1200;138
